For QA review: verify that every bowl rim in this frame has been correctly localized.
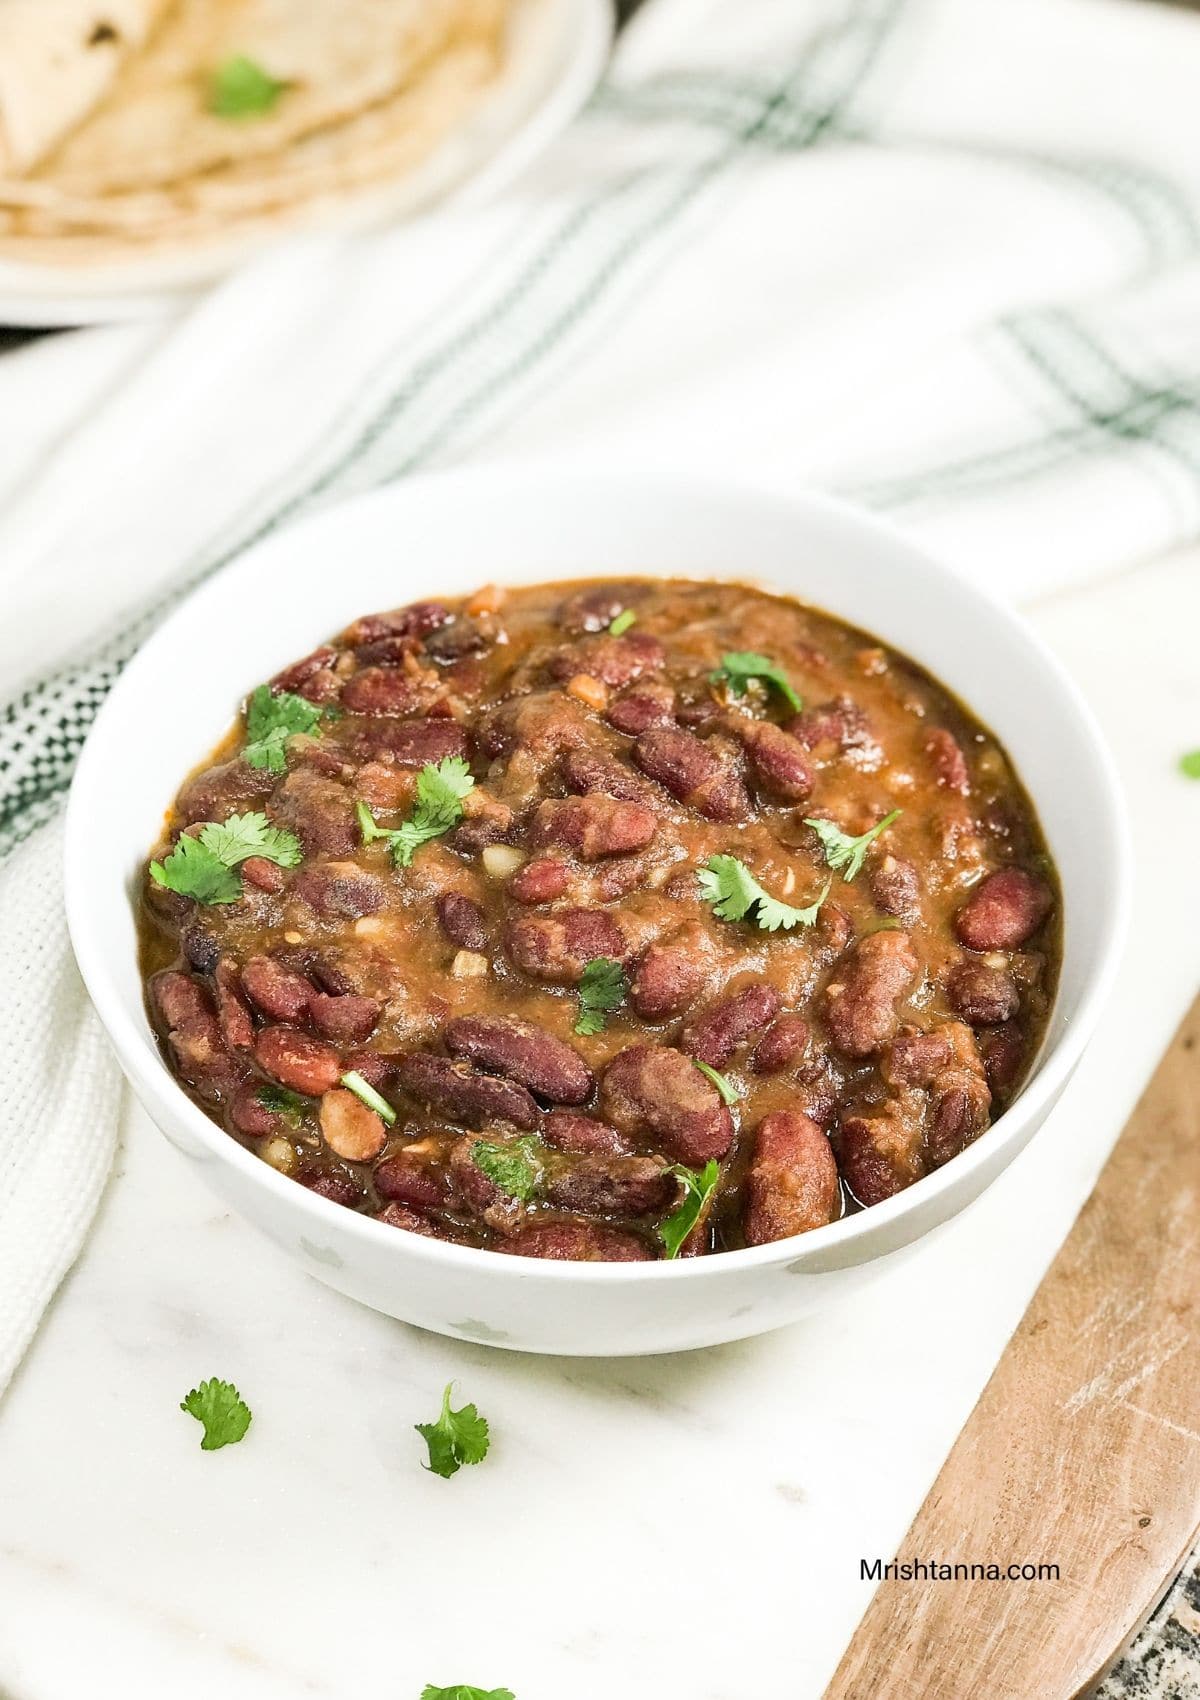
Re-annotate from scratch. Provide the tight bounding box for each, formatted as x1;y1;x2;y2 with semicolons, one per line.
64;464;1132;1284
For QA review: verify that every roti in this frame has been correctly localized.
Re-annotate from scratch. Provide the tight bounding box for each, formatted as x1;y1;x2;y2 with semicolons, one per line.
32;0;505;196
0;0;173;173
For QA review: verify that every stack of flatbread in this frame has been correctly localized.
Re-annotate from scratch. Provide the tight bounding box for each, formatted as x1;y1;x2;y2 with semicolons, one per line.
0;0;509;263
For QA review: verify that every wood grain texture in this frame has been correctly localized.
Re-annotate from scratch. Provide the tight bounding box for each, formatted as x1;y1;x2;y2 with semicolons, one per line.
825;996;1200;1700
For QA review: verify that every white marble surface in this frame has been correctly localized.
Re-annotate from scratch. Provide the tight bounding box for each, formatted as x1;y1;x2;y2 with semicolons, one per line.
1;546;1197;1700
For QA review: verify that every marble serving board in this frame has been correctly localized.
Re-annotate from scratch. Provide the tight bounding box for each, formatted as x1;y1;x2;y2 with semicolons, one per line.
0;544;1197;1700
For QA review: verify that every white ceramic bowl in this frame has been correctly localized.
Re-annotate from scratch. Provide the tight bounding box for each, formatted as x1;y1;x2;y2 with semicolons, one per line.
65;468;1130;1355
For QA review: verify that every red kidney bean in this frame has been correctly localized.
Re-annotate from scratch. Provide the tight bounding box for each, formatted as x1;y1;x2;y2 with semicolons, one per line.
751;1014;811;1075
398;1052;540;1130
341;667;427;716
743;1111;840;1245
731;719;815;802
377;1200;448;1237
561;748;657;805
375;1147;452;1211
927;1076;991;1168
979;1023;1027;1100
509;858;570;905
177;759;276;826
542;1110;635;1157
340;1048;398;1090
946;959;1020;1025
255;1026;342;1096
683;982;782;1069
606;682;676;736
152;969;212;1031
838;1107;926;1206
437;891;488;950
543;1155;675;1217
506;908;631;984
425;619;490;661
529;795;657;860
343;601;451;645
499;1221;654;1261
546;632;666;688
168;1013;246;1102
478;692;592;759
291;861;385;919
823;930;919;1056
448;1133;515;1222
630;923;714;1021
884;1025;955;1087
269;767;357;856
270;646;341;702
599;1044;735;1165
925;728;971;794
345;718;469;768
241;855;288;894
180;923;221;974
214;961;255;1051
869;855;921;921
786;696;871;754
955;868;1053;951
300;1167;365;1208
633;726;750;821
444;1016;593;1105
309;992;380;1044
558;586;634;632
319;1088;387;1162
229;1080;289;1139
241;955;315;1023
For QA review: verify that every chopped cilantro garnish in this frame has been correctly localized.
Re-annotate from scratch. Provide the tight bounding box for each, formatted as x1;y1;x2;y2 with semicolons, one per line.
710;650;803;713
421;1686;515;1700
805;808;902;882
415;1382;491;1480
243;684;324;773
660;1160;721;1259
697;854;830;932
1181;750;1200;780
574;956;629;1035
180;1378;252;1450
470;1136;543;1202
257;1082;308;1121
356;757;475;867
339;1070;397;1124
608;608;636;637
208;55;287;118
692;1059;743;1106
150;811;301;905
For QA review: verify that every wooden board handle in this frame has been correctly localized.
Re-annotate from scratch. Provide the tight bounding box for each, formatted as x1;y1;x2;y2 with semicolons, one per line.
824;996;1200;1700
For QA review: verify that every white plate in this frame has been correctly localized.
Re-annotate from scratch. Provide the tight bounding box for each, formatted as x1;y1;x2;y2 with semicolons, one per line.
0;0;613;328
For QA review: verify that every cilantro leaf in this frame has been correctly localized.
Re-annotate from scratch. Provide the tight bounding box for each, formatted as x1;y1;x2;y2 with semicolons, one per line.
697;854;830;932
805;808;902;882
710;651;803;713
339;1070;397;1124
574;956;629;1036
180;1378;252;1450
243;684;324;773
608;608;636;637
421;1687;516;1700
415;1382;491;1480
1181;750;1200;780
150;811;301;905
693;1059;743;1106
256;1082;308;1121
357;757;475;867
209;55;287;118
470;1136;543;1202
660;1160;721;1259
151;834;243;905
199;811;303;869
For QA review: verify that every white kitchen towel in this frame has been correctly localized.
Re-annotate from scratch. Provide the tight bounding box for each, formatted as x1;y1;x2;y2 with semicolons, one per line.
2;0;1200;1391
